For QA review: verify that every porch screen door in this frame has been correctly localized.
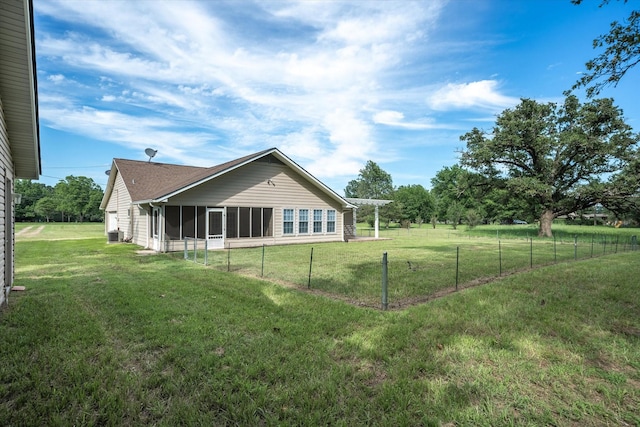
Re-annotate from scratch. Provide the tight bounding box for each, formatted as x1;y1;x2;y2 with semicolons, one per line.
152;207;161;251
207;208;225;249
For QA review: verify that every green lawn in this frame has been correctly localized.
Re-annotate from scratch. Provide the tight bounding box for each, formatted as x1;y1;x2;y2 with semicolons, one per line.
1;223;639;425
15;222;104;241
187;224;639;308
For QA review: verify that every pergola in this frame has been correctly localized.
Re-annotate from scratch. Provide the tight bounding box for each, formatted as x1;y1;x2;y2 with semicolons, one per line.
345;198;393;238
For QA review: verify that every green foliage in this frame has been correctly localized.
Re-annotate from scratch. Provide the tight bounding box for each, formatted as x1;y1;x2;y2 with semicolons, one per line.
394;184;434;223
344;160;394;199
460;95;639;237
54;176;104;222
446;201;465;229
430;165;490;222
34;197;58;222
571;2;640;97
14;180;53;221
15;177;105;222
465;208;483;229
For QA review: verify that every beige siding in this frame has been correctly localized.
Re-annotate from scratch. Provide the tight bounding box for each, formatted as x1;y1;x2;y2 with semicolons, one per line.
0;97;15;306
166;161;345;248
132;205;149;248
105;172;132;235
104;170;150;247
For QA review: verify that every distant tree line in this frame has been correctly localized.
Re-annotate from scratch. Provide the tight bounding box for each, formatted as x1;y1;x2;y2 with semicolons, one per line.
15;176;104;222
346;95;640;236
347;1;640;237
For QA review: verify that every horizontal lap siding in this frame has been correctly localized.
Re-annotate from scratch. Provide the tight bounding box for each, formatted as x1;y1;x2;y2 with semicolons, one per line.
168;161;344;245
132;206;148;248
0;99;13;305
105;172;150;246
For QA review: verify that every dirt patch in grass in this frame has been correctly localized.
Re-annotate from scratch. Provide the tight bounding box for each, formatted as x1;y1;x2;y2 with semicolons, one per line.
16;225;44;237
230;265;547;311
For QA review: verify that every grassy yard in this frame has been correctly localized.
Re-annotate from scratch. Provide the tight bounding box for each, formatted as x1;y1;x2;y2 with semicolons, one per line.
15;222;104;241
187;224;639;308
1;223;639;425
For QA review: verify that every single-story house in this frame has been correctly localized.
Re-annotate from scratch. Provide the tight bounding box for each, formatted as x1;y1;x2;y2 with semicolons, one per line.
0;0;41;306
100;148;357;251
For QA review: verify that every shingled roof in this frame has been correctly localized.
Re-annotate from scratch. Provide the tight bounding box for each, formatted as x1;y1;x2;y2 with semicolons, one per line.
100;147;353;209
110;159;206;203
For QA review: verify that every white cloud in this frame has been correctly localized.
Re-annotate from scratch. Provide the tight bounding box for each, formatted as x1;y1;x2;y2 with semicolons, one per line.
38;104;214;165
47;74;65;83
428;80;519;112
33;0;480;181
373;110;446;130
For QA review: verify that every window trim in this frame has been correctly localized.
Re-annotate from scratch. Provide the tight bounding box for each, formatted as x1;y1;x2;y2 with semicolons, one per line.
313;209;323;234
298;208;309;234
283;208;295;235
326;209;336;233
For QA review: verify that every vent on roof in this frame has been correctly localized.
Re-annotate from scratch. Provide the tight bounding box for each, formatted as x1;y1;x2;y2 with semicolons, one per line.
256;154;284;165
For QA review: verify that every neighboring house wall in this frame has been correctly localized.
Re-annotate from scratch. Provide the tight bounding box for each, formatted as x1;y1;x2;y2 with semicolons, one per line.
0;98;14;306
104;171;133;237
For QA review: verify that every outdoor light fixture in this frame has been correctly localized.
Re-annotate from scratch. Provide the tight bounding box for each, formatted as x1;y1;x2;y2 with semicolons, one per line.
12;193;22;205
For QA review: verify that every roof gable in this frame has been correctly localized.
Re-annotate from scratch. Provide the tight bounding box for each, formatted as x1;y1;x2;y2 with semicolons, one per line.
101;148;353;209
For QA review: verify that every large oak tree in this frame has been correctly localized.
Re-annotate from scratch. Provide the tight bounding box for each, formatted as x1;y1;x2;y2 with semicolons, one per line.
459;95;639;237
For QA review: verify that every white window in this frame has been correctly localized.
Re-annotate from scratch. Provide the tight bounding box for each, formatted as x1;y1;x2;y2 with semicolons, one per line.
283;209;294;235
327;209;336;233
298;209;309;234
313;209;323;233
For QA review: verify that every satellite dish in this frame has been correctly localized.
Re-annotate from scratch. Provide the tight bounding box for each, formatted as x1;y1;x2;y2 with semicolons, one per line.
105;170;111;176
145;148;158;162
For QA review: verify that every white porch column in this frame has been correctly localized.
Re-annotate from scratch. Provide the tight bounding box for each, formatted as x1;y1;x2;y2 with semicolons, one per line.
374;205;379;239
353;208;357;237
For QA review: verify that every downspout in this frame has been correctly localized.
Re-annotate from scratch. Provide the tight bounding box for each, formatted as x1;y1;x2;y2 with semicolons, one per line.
129;203;134;242
146;203;153;249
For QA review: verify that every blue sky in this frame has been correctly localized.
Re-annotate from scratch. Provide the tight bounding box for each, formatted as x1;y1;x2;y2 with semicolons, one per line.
33;0;640;195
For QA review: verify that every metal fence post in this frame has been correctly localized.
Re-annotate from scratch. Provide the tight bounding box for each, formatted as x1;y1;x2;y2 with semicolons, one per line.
184;238;188;260
455;246;459;291
574;235;578;261
530;238;533;268
498;240;502;276
261;244;265;277
381;252;388;310
308;247;314;288
227;243;231;272
204;238;208;265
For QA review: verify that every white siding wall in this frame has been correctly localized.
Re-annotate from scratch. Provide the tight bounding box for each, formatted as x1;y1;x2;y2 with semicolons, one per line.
167;161;345;248
0;97;15;306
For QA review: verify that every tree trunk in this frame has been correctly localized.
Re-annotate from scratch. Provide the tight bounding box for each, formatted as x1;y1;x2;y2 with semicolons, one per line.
538;209;555;237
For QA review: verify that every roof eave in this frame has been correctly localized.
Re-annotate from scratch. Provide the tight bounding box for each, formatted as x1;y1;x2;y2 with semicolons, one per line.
3;0;41;179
